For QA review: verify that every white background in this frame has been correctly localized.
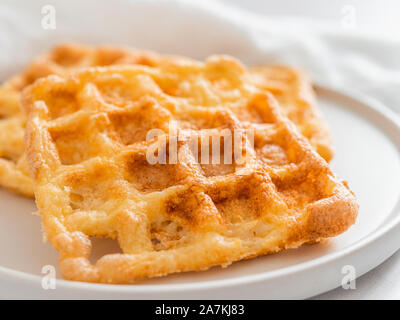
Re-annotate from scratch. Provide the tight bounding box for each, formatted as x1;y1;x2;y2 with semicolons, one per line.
220;0;400;39
217;0;400;300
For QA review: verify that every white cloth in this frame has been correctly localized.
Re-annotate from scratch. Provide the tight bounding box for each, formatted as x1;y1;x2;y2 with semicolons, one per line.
0;0;399;299
0;0;399;114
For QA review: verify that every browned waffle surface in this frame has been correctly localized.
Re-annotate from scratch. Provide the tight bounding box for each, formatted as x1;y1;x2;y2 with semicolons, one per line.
249;65;333;161
22;57;357;283
0;43;161;197
0;43;332;198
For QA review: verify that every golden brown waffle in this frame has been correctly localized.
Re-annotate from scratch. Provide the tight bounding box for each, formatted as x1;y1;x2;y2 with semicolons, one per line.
22;57;357;283
0;43;160;197
0;44;332;197
0;81;33;196
248;65;333;161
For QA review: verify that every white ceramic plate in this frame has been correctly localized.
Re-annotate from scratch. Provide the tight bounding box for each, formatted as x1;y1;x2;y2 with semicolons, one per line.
0;86;399;299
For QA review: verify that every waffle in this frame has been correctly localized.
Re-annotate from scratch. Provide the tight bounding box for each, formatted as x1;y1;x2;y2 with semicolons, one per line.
22;56;357;283
0;44;332;197
248;65;333;162
0;43;160;197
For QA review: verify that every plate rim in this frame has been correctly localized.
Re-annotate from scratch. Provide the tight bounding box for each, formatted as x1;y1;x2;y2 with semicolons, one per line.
1;85;400;296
